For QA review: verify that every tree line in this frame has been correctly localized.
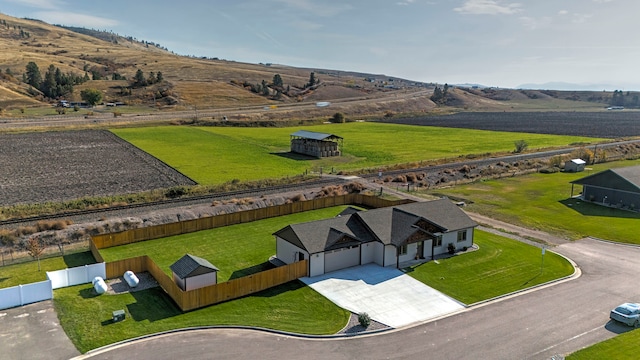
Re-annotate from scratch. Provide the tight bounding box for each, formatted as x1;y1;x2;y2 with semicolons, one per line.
24;62;88;99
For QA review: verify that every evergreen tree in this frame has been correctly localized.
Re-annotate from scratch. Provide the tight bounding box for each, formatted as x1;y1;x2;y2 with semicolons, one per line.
42;64;58;98
25;62;42;89
156;71;163;82
133;69;146;86
272;74;283;87
307;72;316;88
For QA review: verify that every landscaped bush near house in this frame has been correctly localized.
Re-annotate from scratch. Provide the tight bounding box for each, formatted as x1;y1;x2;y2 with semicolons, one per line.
448;243;455;254
358;312;371;328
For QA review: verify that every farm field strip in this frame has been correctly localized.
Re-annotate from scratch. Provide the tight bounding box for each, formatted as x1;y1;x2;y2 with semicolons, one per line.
112;123;603;185
382;111;640;138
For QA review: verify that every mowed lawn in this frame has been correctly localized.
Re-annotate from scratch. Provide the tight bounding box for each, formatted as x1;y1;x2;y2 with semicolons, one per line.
407;230;574;304
431;159;640;244
567;329;640;359
55;280;348;354
111;123;602;185
0;251;95;289
99;206;359;281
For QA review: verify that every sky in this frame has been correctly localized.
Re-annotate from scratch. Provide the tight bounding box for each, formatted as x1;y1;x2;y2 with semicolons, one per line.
2;0;640;90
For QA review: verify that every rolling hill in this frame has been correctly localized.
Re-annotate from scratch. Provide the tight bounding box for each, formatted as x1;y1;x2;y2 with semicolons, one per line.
0;12;630;118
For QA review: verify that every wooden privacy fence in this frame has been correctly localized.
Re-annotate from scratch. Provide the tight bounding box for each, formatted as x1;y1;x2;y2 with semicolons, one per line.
104;255;308;311
90;194;410;311
92;194;412;250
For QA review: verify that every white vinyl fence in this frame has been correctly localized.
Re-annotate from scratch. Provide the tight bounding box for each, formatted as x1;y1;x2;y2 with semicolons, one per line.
47;263;106;289
0;280;52;310
0;263;106;310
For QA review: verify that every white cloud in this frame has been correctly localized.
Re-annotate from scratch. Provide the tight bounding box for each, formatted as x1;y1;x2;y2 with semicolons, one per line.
397;0;416;5
558;10;568;15
454;0;522;15
5;0;60;10
33;11;118;27
592;0;613;3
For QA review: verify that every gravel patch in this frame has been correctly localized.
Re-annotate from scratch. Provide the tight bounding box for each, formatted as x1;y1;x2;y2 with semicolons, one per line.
337;312;390;335
105;272;159;295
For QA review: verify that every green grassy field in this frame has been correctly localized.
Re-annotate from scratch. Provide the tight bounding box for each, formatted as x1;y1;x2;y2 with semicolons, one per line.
567;329;640;359
99;206;358;281
111;123;603;185
0;251;95;289
55;280;348;354
407;230;574;304
430;159;640;243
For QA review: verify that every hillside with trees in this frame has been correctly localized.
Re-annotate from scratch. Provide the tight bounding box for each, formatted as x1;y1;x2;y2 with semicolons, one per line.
0;12;636;119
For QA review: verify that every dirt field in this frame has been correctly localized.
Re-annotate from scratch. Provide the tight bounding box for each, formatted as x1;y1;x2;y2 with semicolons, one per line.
382;111;640;138
0;130;195;206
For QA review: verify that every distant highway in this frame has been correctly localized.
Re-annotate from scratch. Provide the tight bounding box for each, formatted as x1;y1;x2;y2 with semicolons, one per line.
0;89;430;130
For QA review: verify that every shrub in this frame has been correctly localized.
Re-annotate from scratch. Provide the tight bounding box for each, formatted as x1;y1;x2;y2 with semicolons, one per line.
514;140;528;153
548;156;563;168
330;112;345;123
448;243;455;254
358;312;371;328
165;186;188;199
539;167;559;174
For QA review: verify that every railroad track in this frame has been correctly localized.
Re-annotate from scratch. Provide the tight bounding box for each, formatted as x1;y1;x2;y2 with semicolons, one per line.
2;138;638;227
0;177;347;227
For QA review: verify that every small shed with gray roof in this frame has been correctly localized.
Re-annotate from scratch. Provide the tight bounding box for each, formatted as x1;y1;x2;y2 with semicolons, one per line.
170;254;219;291
564;158;586;173
290;130;342;158
274;198;477;276
571;165;640;211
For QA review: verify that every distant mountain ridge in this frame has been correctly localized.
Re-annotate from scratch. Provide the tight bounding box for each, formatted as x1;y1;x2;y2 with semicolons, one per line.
517;81;639;92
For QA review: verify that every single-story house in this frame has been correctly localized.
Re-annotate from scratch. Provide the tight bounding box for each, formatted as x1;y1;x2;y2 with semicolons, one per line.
274;198;477;277
570;164;640;211
170;254;219;291
564;158;586;172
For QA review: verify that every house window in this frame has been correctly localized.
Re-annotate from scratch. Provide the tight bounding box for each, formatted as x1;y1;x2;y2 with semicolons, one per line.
435;235;442;247
399;244;408;255
457;230;467;243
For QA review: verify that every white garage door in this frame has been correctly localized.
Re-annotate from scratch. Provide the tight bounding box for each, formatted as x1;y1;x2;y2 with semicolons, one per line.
325;246;360;274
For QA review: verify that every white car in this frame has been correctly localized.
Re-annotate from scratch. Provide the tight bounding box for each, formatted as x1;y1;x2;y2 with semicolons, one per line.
610;303;640;327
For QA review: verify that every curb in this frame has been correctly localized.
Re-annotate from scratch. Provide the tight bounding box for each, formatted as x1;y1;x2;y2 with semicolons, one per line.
73;324;392;359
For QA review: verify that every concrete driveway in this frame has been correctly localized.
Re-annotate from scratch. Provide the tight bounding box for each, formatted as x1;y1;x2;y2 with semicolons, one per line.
300;263;464;328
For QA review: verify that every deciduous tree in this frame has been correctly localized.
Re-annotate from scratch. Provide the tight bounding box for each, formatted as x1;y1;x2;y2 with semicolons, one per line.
26;237;45;271
80;88;103;106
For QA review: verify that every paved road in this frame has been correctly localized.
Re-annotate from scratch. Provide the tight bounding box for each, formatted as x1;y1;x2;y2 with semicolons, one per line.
76;238;640;360
0;300;80;360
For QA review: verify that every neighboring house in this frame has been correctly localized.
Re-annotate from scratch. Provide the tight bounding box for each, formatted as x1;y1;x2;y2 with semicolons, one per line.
564;158;586;172
170;254;219;291
274;198;477;277
570;165;640;211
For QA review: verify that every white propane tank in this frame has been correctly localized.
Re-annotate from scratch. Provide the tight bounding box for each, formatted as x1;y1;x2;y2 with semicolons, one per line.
92;276;107;295
124;271;139;288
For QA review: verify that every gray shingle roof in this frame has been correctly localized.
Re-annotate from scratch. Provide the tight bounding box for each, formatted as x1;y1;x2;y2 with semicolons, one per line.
290;130;343;141
571;165;640;193
274;198;477;251
170;254;219;279
274;214;376;254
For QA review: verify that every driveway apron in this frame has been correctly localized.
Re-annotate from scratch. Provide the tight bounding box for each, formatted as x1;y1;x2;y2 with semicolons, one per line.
300;263;464;328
